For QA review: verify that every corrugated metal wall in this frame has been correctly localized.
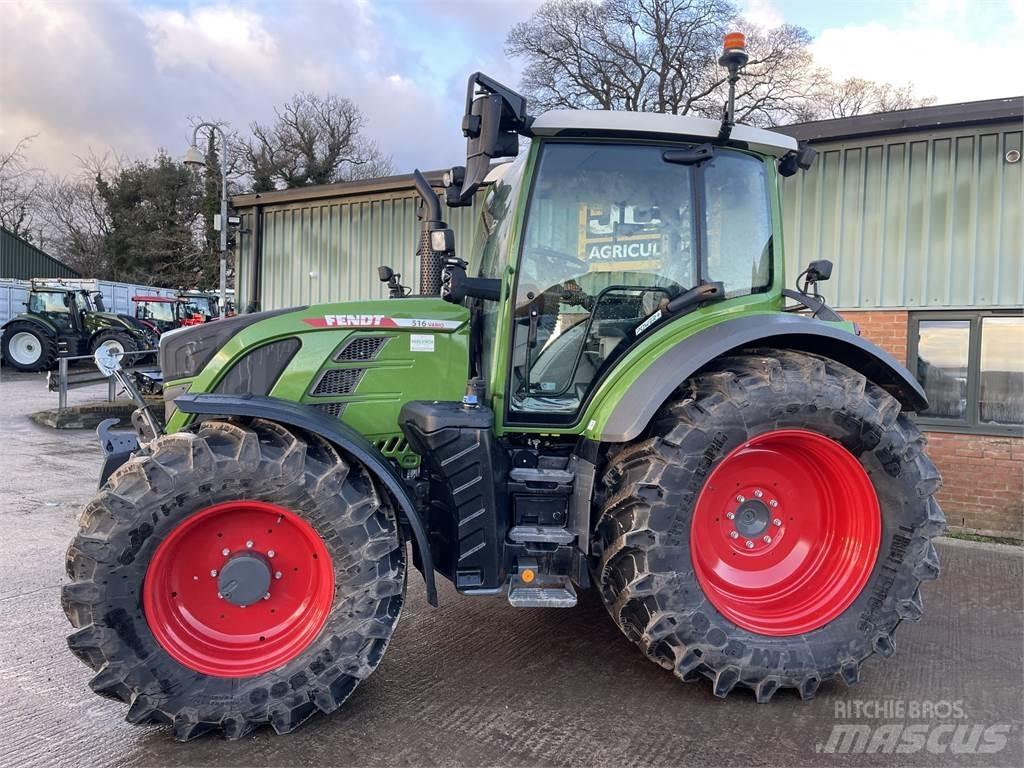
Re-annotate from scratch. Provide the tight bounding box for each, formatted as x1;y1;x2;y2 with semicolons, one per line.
237;121;1023;312
237;191;483;311
781;122;1022;309
0;227;80;280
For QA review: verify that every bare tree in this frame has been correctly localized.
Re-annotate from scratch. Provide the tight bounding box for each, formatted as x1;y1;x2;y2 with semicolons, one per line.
811;77;935;119
34;150;122;277
0;135;44;239
240;93;393;192
506;0;931;126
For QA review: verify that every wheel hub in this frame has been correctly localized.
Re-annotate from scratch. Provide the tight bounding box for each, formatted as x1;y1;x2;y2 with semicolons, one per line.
142;500;334;678
218;551;272;606
733;498;771;538
691;429;881;637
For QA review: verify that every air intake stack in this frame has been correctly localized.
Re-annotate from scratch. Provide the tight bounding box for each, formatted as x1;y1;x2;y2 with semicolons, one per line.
413;170;447;295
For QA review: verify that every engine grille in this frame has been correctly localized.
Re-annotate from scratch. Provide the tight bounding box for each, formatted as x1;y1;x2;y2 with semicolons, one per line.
334;336;388;362
313;401;346;418
311;368;364;396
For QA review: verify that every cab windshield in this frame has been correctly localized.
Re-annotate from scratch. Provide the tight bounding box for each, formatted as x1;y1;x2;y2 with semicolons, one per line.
29;291;71;314
138;301;176;323
509;142;772;420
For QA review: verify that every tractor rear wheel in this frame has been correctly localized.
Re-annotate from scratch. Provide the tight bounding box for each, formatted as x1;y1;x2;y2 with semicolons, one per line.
62;419;406;740
2;322;56;371
594;349;945;701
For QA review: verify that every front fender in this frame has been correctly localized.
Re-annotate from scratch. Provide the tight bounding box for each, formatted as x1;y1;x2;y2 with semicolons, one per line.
595;313;927;442
173;393;439;606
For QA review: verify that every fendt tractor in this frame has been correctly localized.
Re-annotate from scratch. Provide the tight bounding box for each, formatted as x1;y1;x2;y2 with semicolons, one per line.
63;35;945;741
1;282;157;372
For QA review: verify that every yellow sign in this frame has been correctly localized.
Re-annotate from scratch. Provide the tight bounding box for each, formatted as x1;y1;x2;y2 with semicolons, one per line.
578;205;663;272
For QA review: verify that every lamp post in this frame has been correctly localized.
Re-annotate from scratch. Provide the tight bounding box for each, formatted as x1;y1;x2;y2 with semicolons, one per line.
183;123;229;316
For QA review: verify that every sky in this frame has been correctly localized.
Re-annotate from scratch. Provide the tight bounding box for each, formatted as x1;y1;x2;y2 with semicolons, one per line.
1;0;1021;178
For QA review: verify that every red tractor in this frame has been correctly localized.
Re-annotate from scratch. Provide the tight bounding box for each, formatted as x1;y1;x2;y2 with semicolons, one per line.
133;296;206;335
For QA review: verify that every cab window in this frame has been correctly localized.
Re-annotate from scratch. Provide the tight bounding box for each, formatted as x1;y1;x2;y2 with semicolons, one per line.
508;142;771;421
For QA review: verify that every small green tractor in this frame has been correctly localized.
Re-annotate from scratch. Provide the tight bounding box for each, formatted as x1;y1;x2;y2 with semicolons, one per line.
63;36;944;741
1;282;157;372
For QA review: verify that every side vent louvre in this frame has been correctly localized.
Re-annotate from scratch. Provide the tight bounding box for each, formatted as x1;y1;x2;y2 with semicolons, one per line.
334;336;389;361
314;402;346;419
375;436;409;455
311;368;364;396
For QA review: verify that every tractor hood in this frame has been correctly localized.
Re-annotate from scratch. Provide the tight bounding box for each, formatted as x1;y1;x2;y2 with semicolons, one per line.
161;298;471;449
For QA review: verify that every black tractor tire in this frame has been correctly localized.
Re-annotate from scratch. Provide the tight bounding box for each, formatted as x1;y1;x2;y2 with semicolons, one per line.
62;419;406;740
593;348;945;702
90;329;139;360
1;321;56;372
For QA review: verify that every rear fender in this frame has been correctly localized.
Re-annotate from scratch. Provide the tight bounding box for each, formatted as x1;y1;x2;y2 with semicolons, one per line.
597;313;927;443
173;393;439;606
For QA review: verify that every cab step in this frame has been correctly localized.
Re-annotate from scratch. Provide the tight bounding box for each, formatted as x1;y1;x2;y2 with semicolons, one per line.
508;525;575;544
507;575;577;608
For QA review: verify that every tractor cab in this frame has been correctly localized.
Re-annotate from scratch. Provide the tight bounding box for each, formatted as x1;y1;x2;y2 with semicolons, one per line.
133;295;205;334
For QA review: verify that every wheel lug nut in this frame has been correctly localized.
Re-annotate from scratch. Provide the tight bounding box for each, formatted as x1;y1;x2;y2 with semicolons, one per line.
736;495;745;503
729;531;739;539
726;512;735;520
267;550;275;558
221;548;230;556
773;518;782;527
274;571;282;579
210;569;218;577
263;593;271;600
753;489;763;498
245;540;254;549
744;540;754;549
217;592;224;599
769;499;779;508
763;535;772;544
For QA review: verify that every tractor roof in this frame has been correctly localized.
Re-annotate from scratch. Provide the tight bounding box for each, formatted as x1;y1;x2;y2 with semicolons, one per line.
530;110;798;158
133;295;180;302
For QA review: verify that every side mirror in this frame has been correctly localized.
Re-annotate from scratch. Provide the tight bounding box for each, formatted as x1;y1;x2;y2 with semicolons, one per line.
449;73;530;207
92;292;106;312
806;259;833;283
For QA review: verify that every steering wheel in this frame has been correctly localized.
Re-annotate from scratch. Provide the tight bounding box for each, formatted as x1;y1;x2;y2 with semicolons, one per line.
526;246;588;275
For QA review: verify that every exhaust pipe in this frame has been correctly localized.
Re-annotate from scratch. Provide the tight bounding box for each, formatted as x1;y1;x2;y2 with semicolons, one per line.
413;170;444;295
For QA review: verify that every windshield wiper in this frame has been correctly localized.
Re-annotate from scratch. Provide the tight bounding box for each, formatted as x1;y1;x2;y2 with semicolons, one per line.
662;144;714;165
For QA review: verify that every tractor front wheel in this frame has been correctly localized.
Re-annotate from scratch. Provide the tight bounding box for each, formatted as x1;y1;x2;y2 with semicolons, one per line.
62;419;406;739
594;349;945;701
90;329;139;361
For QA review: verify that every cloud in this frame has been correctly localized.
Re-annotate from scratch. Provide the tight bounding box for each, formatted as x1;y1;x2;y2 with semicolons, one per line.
0;0;537;178
810;1;1022;102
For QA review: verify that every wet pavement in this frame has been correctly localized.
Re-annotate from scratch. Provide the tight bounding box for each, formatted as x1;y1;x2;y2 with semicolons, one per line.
0;368;1021;768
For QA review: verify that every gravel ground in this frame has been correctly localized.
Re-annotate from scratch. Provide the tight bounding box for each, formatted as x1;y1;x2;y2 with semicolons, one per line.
0;367;1021;768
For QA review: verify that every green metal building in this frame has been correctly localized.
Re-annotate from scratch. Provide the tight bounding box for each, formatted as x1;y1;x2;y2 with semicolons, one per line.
1;227;80;280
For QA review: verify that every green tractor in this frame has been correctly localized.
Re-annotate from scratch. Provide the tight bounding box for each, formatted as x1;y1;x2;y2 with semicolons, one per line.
63;38;944;741
1;282;157;372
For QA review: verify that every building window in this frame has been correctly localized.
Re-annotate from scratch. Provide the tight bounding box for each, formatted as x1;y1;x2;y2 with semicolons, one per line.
908;311;1024;436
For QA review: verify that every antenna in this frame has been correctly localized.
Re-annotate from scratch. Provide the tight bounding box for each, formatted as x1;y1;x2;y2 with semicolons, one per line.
717;32;749;143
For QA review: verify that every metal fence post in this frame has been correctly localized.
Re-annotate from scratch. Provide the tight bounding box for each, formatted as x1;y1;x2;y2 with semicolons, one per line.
58;357;68;411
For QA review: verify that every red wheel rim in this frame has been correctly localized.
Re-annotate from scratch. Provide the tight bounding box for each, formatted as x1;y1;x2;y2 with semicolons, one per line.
143;500;334;677
690;429;880;636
